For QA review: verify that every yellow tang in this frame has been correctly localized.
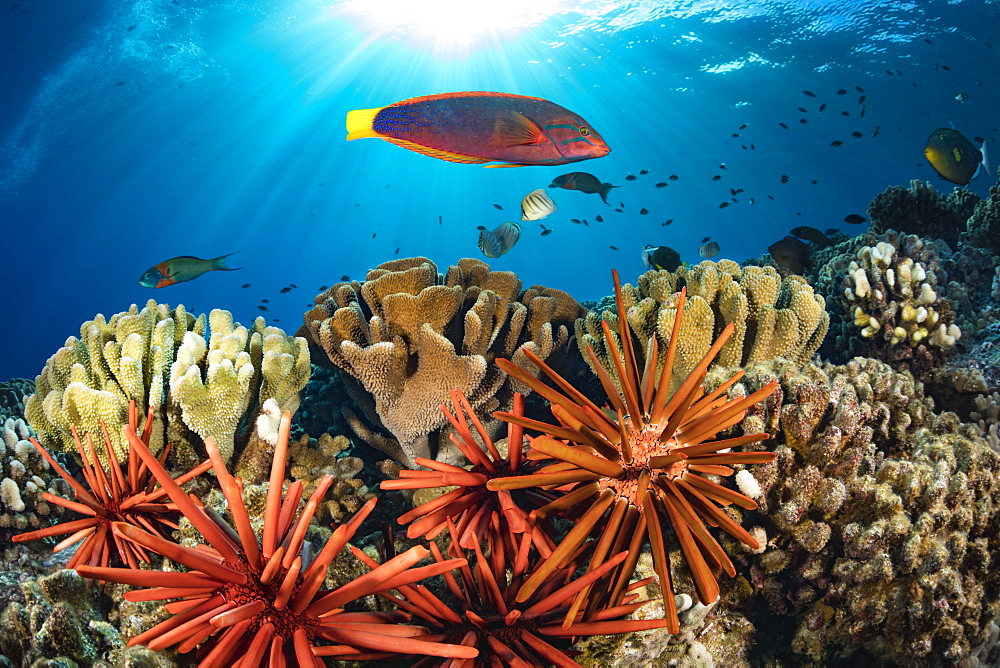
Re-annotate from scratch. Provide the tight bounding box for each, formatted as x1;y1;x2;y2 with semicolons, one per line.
924;127;990;186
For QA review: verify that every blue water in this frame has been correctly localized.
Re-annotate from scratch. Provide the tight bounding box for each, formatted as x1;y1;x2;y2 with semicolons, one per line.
1;0;997;380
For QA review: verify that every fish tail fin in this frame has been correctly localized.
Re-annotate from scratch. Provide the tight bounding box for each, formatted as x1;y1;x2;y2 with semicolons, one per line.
981;140;991;177
212;252;243;271
599;183;617;204
346;107;385;141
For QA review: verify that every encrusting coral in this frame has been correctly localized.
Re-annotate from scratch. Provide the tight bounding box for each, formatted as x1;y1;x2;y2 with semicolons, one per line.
300;256;585;467
577;261;828;396
24;300;310;481
705;357;1000;663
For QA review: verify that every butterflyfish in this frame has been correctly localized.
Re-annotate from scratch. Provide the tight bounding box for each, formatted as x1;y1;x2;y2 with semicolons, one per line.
699;241;721;259
924;127;991;186
346;92;609;167
520;189;557;221
138;253;241;288
478;222;521;258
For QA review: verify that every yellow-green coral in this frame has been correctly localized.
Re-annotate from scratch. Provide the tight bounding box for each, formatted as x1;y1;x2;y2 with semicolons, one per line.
576;261;829;393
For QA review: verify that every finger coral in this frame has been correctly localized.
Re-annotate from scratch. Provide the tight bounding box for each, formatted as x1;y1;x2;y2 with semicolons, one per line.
1;415;70;534
490;271;778;633
577;261;828;396
301;257;585;467
74;409;478;665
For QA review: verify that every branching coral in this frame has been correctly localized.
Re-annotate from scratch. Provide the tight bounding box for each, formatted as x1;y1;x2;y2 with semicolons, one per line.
1;416;70;534
74;410;477;664
0;378;33;422
490;272;778;633
577;261;828;396
300;257;585;467
708;357;1000;664
868;179;980;245
961;173;1000;253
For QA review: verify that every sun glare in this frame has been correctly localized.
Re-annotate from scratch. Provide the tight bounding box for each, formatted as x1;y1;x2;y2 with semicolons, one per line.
335;0;574;53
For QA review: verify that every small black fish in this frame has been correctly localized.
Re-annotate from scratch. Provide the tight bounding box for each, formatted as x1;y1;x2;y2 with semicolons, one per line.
741;145;747;150
273;318;281;322
856;85;865;92
614;208;623;213
837;89;847;95
872;126;881;137
841;111;849;116
663;219;674;226
719;163;727;170
493;203;503;210
844;213;866;224
750;143;755;150
732;133;740;138
241;283;250;288
319;285;328;291
860;105;866;118
262;299;269;304
830;140;843;147
803;90;817;97
340;275;350;281
620;202;625;207
719;202;729;209
290;284;297;288
595;215;604;222
797;107;808;113
767;195;775;200
476;225;487;230
257;305;268;311
280;287;292;293
779;122;789;129
924;38;932;44
781;174;790;184
858;95;866;103
701;236;711;243
655;182;667;188
639;169;649;175
851;131;863;138
439;215;442;226
812;180;818;184
127;24;136;31
819;103;827;111
749;197;755;205
582;220;589;226
739;123;748;129
712;175;722;181
571;218;582;224
669;174;679;180
609;245;618;250
730;188;738;196
639;208;649;215
886;69;894;75
800;118;808;124
541;229;553;236
941;64;951;72
116;81;126;86
395;247;400;255
372;232;376;238
625;174;637;181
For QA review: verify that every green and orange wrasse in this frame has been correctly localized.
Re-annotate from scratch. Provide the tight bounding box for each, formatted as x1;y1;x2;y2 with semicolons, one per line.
346;91;609;167
138;253;241;288
548;171;618;203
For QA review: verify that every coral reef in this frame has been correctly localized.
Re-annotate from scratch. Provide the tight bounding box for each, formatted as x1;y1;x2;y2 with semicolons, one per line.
24;301;309;480
286;430;375;526
962;174;1000;254
0;416;70;535
577;261;828;396
707;357;1000;664
300;256;585;467
0;377;33;422
867;179;980;245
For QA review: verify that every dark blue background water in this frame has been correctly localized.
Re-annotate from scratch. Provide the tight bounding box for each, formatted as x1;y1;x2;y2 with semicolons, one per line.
1;0;997;380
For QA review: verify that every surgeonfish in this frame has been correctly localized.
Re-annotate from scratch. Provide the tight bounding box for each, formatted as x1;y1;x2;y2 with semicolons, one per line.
345;91;610;167
768;236;813;275
844;213;866;224
641;245;682;272
138;253;241;288
790;226;834;247
520;189;557;221
478;222;521;258
548;172;618;204
698;241;721;259
924;127;991;185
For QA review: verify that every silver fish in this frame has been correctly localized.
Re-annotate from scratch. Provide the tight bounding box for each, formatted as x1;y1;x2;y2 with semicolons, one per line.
698;240;720;259
478;221;521;258
520;189;557;221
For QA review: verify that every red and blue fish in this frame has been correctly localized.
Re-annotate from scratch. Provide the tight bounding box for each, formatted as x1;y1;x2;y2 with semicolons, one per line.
139;253;241;288
346;91;609;167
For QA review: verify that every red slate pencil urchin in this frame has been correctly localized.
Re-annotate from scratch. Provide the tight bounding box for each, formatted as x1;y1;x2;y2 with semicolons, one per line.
488;270;778;633
352;520;667;667
381;389;558;559
74;409;479;666
13;402;213;570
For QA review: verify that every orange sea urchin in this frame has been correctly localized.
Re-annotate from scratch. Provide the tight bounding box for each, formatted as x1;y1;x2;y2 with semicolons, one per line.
74;410;479;665
488;270;778;633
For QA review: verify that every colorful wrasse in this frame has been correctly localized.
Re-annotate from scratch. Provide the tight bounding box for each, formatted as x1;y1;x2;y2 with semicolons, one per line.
549;172;618;203
924;127;991;185
478;222;521;258
138;253;241;288
346;91;609;167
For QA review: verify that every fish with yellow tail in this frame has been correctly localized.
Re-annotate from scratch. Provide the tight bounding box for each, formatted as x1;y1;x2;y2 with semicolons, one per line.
138;253;241;288
924;127;991;185
346;91;609;167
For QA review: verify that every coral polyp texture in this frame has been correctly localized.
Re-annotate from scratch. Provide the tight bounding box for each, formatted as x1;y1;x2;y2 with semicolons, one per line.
74;410;477;665
354;522;667;667
710;357;1000;664
1;415;70;533
13;402;212;568
300;256;585;467
382;389;557;558
867;179;980;245
577;261;828;397
490;271;778;633
23;300;310;479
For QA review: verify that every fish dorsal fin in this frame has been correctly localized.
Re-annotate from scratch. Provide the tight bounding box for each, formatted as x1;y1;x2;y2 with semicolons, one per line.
382;137;491;164
492;111;546;148
391;91;549;106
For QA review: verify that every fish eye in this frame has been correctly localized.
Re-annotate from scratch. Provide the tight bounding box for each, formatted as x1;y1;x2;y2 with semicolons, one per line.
579;126;590;136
